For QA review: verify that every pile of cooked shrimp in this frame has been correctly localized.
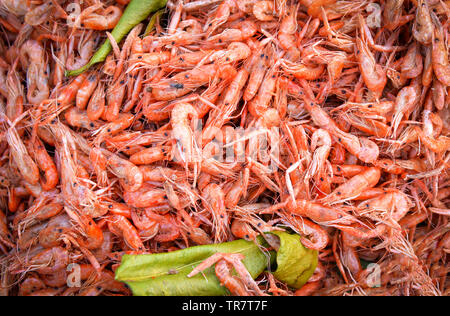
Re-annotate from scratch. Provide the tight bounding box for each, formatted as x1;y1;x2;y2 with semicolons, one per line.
0;0;449;296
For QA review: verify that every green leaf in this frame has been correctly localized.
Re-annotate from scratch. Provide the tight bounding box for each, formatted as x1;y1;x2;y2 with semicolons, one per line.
115;237;274;296
115;233;318;296
269;232;318;289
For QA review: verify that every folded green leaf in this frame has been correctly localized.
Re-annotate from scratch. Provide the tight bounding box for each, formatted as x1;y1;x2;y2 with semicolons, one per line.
270;231;318;289
115;232;318;296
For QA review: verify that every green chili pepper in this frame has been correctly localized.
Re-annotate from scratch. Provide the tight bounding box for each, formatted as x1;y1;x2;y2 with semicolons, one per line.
115;232;318;296
66;0;168;77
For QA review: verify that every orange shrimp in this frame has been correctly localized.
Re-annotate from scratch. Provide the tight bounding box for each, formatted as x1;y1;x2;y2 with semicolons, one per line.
356;190;412;223
65;208;104;250
285;199;358;226
129;146;172;165
171;102;199;163
432;28;450;86
27;137;58;191
391;86;419;137
76;73;99;110
282;214;329;250
248;66;278;117
57;73;88;106
202;183;229;242
87;82;106;121
300;88;379;163
104;78;126;122
123;183;167;208
108;214;145;252
207;21;257;43
105;151;143;192
6;124;40;185
65;107;99;131
188;253;265;296
321;167;381;204
413;0;435;45
280;59;325;81
401;43;423;79
253;1;275;21
356;35;386;100
206;0;236;37
414;126;450;153
82;6;122;30
25;247;69;274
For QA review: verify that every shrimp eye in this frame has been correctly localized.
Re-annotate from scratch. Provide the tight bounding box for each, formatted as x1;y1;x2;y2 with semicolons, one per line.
245;235;249;239
337;192;341;195
368;105;373;108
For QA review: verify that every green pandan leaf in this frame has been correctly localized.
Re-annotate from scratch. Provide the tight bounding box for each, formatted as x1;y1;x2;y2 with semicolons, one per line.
115;233;318;296
269;231;318;289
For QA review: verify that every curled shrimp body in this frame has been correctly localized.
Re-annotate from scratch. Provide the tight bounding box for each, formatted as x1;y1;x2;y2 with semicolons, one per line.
281;59;325;81
202;183;229;242
307;0;337;18
413;0;434;45
231;219;259;241
26;247;69;274
278;5;300;61
65;107;99;131
248;67;278;117
285;198;358;226
356;36;386;99
66;208;104;250
391;86;418;137
123;183;167;208
207;21;257;43
87;83;106;121
6;124;40;185
356;190;412;223
283;215;329;250
108;215;145;252
321;167;381;204
401;43;423;79
27;138;58;191
171;102;198;163
206;0;237;37
253;1;275;21
76;73;99;110
105;151;143;192
302;95;379;163
82;6;122;30
0;209;13;249
432;29;450;86
129;146;172;165
20;40;49;104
